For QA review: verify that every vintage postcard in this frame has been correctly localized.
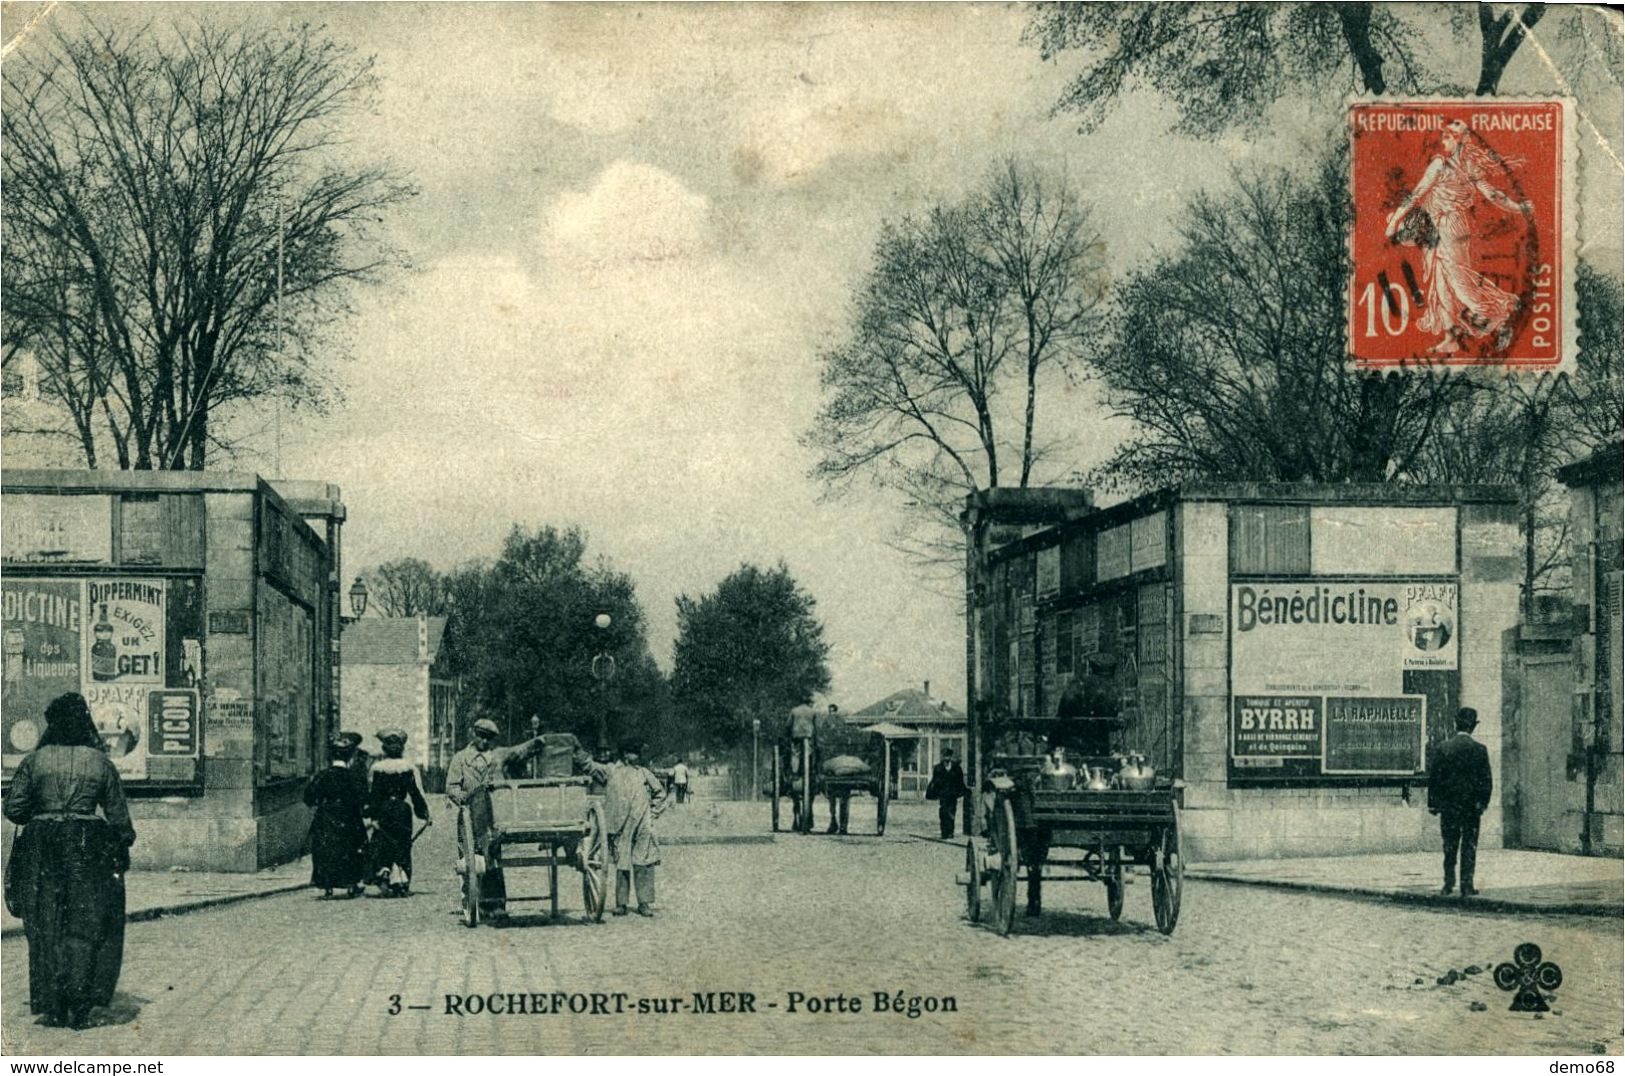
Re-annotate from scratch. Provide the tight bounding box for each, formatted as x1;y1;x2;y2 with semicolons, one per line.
1;1;1621;1065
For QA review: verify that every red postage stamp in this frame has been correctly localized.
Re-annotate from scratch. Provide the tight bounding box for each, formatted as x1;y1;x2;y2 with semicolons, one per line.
1348;98;1576;374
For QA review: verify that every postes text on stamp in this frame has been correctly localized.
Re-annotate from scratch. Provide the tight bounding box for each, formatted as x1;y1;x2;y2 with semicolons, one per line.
1348;98;1576;375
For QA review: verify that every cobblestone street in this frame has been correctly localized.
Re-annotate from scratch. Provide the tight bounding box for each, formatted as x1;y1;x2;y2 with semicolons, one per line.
3;801;1620;1056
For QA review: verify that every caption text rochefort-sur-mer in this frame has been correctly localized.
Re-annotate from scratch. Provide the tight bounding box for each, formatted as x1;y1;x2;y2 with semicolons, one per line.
429;991;959;1019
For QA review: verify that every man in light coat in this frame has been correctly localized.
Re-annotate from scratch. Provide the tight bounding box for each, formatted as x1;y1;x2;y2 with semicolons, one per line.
604;739;668;917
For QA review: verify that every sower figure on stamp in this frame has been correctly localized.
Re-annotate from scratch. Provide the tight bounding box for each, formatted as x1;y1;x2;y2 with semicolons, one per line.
926;746;968;840
1384;119;1533;357
1427;707;1493;897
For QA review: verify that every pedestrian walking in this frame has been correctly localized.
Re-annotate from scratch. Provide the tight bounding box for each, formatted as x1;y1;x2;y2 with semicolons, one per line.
3;693;137;1030
304;734;369;899
671;759;690;804
366;728;431;897
341;730;371;778
1427;707;1493;897
604;739;668;917
926;746;969;839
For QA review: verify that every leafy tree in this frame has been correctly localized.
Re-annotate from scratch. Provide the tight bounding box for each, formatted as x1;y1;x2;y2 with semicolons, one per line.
2;15;413;469
438;526;668;749
805;159;1107;566
359;558;449;618
670;563;831;750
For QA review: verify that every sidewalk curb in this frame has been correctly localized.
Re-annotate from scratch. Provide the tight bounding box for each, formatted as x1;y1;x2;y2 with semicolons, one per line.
1;881;311;940
1185;871;1623;918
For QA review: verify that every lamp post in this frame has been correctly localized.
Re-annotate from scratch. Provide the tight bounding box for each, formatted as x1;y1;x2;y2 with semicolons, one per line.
752;717;761;803
348;577;369;621
591;613;615;751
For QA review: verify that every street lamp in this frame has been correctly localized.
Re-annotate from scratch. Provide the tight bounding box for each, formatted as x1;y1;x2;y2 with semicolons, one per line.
752;717;761;803
348;577;369;620
591;613;615;750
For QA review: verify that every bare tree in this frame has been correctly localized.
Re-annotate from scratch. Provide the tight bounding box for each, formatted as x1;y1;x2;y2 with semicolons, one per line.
2;15;414;469
1024;2;1609;139
1091;156;1478;490
361;558;450;619
805;160;1107;568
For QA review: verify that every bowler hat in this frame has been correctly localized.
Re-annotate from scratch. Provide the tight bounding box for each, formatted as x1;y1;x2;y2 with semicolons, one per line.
1455;707;1479;731
472;718;500;737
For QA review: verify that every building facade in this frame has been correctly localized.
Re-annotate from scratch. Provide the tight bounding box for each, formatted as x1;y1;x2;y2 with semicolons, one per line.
339;615;457;792
965;483;1522;861
1;469;345;871
846;684;966;799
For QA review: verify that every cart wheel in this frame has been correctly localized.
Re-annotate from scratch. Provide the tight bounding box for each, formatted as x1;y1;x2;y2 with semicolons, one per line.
459;810;481;928
964;839;983;923
1105;857;1125;921
1150;802;1183;935
876;782;888;836
770;751;781;833
987;796;1019;936
582;801;608;922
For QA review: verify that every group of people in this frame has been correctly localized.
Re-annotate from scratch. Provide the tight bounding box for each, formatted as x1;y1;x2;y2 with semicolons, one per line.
303;728;431;899
0;688;1493;1034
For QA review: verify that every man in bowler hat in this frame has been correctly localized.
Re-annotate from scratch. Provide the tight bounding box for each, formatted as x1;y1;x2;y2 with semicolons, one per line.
1427;707;1493;897
927;747;968;839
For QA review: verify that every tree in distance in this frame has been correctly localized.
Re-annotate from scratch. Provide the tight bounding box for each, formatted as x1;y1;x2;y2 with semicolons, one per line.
438;526;669;750
360;558;450;619
2;14;414;469
805;159;1108;572
670;563;831;751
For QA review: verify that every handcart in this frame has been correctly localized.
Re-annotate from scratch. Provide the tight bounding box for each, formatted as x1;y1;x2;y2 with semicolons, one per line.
456;776;609;927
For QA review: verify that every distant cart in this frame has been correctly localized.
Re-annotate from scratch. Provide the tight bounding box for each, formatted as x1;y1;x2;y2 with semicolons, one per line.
456;777;609;927
768;706;895;836
959;720;1184;936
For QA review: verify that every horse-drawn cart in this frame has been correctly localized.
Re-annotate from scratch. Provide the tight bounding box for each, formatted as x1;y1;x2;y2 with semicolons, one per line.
768;705;891;836
960;734;1183;936
456;776;609;927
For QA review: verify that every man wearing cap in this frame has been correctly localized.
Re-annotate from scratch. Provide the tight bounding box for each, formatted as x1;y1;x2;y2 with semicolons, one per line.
1427;707;1493;897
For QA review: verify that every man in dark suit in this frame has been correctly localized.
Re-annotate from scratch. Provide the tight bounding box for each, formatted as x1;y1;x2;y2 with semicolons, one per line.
927;747;969;839
1427;707;1494;897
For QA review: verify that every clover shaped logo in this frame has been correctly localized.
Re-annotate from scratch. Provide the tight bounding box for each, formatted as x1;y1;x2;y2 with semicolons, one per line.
1494;942;1562;1012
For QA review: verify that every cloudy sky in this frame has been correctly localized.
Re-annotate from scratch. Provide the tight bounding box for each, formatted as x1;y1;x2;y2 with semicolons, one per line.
6;4;1621;710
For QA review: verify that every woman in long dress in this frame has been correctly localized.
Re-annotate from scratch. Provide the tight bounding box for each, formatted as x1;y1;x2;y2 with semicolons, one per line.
1385;119;1533;356
3;692;136;1029
304;735;368;897
365;728;430;897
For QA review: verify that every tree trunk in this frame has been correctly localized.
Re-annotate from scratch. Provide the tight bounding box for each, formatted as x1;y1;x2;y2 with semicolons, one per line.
1337;4;1388;95
1476;2;1545;95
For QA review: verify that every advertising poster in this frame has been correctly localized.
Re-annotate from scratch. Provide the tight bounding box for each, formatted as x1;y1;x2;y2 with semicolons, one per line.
81;578;166;776
1401;582;1458;671
1;580;85;764
1231;580;1450;777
